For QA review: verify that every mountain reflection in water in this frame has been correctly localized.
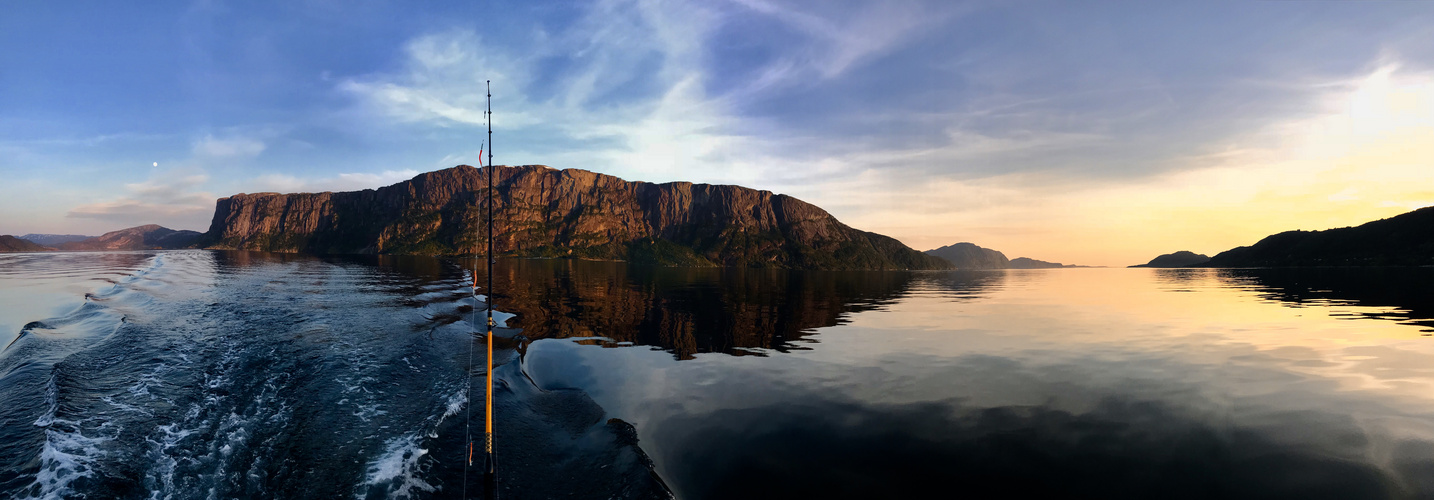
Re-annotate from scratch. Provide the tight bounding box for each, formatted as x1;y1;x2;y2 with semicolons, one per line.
486;259;1005;359
3;252;1434;499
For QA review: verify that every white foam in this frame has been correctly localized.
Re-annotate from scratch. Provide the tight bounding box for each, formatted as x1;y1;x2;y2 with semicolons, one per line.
442;390;467;419
23;426;108;500
22;405;113;500
355;434;437;499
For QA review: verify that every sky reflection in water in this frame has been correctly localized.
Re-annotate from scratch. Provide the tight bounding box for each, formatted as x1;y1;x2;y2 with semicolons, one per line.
511;263;1434;499
3;254;1433;499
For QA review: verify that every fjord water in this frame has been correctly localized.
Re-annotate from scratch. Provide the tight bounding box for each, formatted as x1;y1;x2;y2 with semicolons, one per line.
2;252;1433;499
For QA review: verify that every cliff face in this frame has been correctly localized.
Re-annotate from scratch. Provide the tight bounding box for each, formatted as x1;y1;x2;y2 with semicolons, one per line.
57;225;201;251
1205;206;1434;267
924;242;1010;269
200;165;949;270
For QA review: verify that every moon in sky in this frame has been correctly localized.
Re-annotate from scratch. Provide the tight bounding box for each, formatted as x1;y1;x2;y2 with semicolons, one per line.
153;162;158;167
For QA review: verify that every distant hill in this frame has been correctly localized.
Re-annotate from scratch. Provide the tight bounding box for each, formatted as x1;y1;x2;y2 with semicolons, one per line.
19;233;93;246
924;242;1010;269
1130;251;1210;268
59;225;202;251
1204;206;1434;267
1010;257;1070;269
0;235;50;253
198;165;951;270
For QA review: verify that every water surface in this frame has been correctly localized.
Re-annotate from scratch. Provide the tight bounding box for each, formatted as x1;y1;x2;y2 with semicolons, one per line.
2;252;1432;499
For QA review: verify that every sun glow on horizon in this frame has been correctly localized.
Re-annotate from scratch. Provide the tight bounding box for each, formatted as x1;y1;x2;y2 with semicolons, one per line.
873;64;1434;267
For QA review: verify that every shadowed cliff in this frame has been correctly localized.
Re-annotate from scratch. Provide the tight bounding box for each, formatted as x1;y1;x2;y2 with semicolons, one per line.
199;165;950;270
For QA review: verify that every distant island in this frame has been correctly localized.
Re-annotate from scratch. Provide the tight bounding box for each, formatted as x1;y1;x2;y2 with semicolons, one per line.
1204;206;1434;267
197;165;950;270
1129;251;1211;268
1009;257;1090;269
924;242;1009;269
924;242;1090;269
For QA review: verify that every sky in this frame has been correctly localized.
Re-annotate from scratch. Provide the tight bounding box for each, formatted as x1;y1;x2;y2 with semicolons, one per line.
2;0;1432;266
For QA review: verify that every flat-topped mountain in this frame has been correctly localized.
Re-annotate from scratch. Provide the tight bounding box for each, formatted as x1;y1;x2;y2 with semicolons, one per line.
1205;206;1434;267
0;235;49;253
924;242;1009;269
199;165;950;270
59;225;202;251
1130;251;1211;268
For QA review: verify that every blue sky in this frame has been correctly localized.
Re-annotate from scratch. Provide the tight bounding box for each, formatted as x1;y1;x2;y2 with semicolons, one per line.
3;0;1432;265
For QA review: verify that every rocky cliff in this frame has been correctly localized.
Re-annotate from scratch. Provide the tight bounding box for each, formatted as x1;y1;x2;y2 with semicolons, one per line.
57;225;201;251
199;165;950;270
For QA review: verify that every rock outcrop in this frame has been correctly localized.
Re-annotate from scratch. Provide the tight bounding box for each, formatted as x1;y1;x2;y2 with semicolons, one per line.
199;165;949;270
0;235;50;252
924;242;1009;269
1130;251;1211;268
58;225;202;251
1204;206;1434;267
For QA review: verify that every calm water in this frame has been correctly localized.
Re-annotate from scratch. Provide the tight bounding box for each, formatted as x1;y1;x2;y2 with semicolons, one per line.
1;251;1433;499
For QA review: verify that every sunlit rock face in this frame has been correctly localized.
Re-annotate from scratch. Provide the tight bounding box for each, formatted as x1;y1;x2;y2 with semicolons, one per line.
200;165;950;270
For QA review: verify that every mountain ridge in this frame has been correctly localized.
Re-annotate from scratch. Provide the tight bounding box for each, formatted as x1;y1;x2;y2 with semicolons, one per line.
923;242;1010;269
58;225;202;251
198;165;950;270
1203;206;1434;267
1130;251;1211;268
0;235;50;253
19;234;93;246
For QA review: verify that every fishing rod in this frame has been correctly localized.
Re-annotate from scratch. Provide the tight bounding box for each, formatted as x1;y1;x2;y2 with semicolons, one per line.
463;81;498;500
483;79;497;499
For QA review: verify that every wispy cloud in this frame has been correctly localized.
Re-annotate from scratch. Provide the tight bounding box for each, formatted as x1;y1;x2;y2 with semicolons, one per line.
333;0;964;186
251;169;422;193
192;134;266;158
728;0;960;80
66;171;216;230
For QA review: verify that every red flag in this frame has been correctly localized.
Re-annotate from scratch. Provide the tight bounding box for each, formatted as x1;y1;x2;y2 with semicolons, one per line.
478;148;484;167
